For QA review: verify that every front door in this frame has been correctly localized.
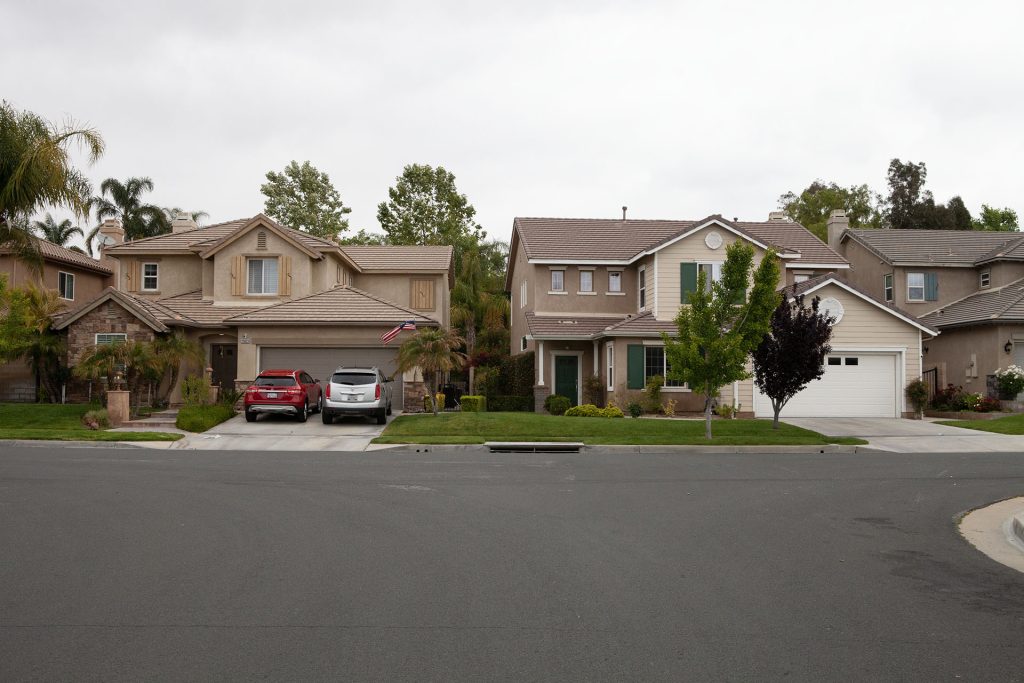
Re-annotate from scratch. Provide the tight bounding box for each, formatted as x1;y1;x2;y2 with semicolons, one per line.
554;355;579;406
210;344;237;389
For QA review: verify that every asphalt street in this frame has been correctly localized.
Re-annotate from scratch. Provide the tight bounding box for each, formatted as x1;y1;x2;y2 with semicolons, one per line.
2;445;1024;681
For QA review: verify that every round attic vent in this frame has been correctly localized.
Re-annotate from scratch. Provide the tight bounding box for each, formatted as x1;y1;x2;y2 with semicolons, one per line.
819;297;844;325
705;231;723;250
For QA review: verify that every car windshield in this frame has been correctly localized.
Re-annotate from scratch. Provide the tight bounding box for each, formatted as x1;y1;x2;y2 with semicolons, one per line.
332;372;376;386
254;376;297;386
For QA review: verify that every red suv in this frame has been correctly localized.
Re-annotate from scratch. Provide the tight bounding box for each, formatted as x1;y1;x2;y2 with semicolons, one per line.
244;369;323;423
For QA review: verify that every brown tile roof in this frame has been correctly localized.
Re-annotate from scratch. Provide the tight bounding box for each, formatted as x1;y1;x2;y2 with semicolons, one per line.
919;278;1024;329
786;272;939;335
601;312;677;336
341;245;453;271
223;285;441;325
513;216;846;264
525;313;628;338
0;238;113;275
845;229;1024;266
53;288;176;332
156;290;258;326
103;215;343;255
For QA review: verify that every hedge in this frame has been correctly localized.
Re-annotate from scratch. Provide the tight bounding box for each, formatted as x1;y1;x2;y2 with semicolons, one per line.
176;404;236;432
487;396;534;412
460;395;487;412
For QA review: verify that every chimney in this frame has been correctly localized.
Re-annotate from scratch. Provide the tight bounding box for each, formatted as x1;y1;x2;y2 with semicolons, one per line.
768;211;785;221
171;213;198;233
622;206;628;220
97;219;124;246
826;209;849;252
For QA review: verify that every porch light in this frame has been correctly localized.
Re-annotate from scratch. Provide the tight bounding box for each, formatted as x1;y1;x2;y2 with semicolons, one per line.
1005;340;1014;354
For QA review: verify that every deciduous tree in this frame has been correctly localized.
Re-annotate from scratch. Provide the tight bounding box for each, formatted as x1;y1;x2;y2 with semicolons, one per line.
778;181;882;241
974;205;1019;232
261;160;351;240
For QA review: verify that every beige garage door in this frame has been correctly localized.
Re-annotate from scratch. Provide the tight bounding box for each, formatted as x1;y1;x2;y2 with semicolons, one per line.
754;352;899;418
259;347;404;409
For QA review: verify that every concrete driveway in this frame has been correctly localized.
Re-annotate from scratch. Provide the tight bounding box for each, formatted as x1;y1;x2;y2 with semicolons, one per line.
174;411;399;451
784;417;1024;453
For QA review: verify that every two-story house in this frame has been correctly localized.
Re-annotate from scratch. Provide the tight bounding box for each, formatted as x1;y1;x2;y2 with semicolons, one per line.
53;214;452;408
829;209;1024;394
0;238;114;401
508;213;937;418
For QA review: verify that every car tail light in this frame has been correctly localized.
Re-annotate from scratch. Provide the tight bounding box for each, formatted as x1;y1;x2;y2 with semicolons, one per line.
325;383;331;399
375;383;381;400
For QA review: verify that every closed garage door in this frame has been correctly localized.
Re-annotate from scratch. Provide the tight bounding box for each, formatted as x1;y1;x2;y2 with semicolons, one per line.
754;352;898;418
259;347;405;410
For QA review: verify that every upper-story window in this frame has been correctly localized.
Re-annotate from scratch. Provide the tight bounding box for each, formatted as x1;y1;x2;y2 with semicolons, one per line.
698;263;722;291
578;269;594;293
794;274;810;284
907;272;938;302
884;274;893;302
681;262;724;303
57;271;74;300
550;269;565;293
981;270;991;288
248;257;279;295
520;280;527;308
639;266;647;309
608;270;622;293
142;263;159;291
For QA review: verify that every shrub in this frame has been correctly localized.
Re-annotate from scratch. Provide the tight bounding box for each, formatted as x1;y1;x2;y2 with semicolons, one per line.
460;395;487;412
81;409;110;430
627;402;643;418
600;406;624;418
487;395;534;412
645;375;664;413
995;365;1024;399
976;396;1002;412
662;399;677;417
565;403;602;417
583;374;605;408
219;387;245;407
714;404;734;419
546;395;571;416
905;378;929;415
176;404;236;432
931;384;963;411
182;375;212;407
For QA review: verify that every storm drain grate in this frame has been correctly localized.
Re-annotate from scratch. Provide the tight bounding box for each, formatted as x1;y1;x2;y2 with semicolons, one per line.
485;441;584;453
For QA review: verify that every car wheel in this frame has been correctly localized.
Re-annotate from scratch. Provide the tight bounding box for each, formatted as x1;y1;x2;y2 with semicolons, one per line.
314;394;323;414
376;408;387;425
245;410;257;423
297;400;309;423
322;411;333;425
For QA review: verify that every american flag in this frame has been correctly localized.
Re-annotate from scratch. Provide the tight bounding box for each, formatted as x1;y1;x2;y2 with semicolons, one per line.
380;320;417;344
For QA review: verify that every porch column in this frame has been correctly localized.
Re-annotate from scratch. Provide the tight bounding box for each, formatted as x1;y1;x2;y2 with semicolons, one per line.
593;341;599;375
537;341;545;386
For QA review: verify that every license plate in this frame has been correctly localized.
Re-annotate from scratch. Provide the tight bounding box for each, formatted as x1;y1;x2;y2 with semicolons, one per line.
267;392;278;398
347;395;360;402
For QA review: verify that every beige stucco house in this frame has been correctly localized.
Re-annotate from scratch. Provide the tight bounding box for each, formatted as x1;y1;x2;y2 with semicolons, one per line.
507;212;937;418
53;214;452;408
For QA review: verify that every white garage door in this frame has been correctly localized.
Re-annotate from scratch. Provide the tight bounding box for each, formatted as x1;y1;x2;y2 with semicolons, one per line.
754;352;899;418
259;347;404;409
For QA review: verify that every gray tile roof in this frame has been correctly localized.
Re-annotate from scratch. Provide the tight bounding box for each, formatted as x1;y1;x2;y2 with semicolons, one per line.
524;313;628;338
845;229;1024;266
224;285;440;325
787;272;939;335
103;215;342;255
920;278;1024;328
601;312;677;336
341;245;453;271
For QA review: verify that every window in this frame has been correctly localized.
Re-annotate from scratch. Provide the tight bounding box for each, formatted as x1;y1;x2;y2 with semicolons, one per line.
827;357;842;366
844;357;859;366
579;270;593;293
883;274;894;302
521;336;528;352
644;346;683;387
907;272;925;301
520;280;527;308
681;262;724;304
981;270;991;288
95;333;127;345
57;271;74;300
698;262;722;292
142;263;158;291
794;274;810;284
606;343;614;391
247;258;279;295
608;271;622;293
639;266;647;309
550;269;565;292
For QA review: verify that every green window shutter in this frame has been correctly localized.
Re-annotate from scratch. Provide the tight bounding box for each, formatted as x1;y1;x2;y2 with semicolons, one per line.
924;273;938;301
680;263;698;304
627;345;645;390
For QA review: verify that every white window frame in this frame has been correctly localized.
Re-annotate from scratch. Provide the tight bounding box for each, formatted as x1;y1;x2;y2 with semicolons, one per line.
608;270;623;294
141;262;159;291
57;271;74;300
578;269;594;294
247;257;279;295
793;274;810;284
980;270;991;288
520;280;527;308
639;266;647;310
95;333;127;345
698;262;723;292
549;268;565;293
643;345;684;388
907;272;925;302
606;342;614;391
883;273;894;302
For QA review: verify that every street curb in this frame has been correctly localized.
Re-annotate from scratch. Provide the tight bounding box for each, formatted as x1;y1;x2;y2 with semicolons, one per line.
0;439;150;449
377;443;867;455
1013;511;1024;549
959;497;1024;574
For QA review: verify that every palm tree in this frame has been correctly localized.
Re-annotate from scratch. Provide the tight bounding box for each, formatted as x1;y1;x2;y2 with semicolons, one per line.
0;101;103;270
397;327;466;415
85;177;169;252
151;332;204;405
74;339;162;416
451;248;510;394
3;282;69;402
32;212;84;247
162;207;209;225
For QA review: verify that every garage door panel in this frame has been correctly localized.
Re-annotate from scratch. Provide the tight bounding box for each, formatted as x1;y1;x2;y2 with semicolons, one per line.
755;353;897;418
260;347;404;409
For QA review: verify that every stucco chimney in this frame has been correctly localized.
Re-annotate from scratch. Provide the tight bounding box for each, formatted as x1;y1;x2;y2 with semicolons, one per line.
768;211;785;221
97;219;124;246
171;213;199;233
826;209;849;252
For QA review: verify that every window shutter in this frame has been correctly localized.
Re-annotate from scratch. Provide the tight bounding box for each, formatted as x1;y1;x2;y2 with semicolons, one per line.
126;260;139;292
279;256;291;296
231;255;244;296
411;280;435;310
627;344;645;390
924;272;938;301
680;263;698;304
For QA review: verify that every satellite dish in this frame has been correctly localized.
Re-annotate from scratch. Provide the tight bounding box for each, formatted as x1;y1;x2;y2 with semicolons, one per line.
97;234;116;248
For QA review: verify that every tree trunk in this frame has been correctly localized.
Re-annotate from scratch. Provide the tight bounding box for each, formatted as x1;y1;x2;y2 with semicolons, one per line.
431;371;439;416
704;393;713;440
772;406;781;430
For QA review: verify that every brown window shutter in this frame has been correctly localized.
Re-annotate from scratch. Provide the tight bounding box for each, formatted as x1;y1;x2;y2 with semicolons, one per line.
126;260;139;292
279;256;291;296
411;279;434;310
231;255;243;296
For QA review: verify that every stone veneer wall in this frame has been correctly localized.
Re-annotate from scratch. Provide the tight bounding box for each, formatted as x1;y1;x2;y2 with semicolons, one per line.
0;361;36;402
533;385;551;413
403;380;427;412
65;300;158;403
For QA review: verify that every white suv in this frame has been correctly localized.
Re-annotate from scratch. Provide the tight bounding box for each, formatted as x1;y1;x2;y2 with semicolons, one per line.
322;367;393;425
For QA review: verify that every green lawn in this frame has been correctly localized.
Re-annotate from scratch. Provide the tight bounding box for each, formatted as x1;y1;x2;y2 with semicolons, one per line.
937;413;1024;434
0;403;183;442
374;412;864;446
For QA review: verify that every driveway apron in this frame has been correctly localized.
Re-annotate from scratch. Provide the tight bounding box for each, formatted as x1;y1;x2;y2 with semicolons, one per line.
173;412;396;451
784;417;1024;453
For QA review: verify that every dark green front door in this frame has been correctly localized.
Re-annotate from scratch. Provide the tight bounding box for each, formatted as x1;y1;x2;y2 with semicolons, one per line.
554;355;579;406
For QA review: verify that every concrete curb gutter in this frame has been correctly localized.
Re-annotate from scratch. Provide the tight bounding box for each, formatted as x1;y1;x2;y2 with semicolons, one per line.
959;496;1024;574
0;439;152;449
378;443;867;455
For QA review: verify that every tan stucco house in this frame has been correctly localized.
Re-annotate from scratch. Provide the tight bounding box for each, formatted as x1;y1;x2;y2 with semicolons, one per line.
53;214;452;408
0;238;114;401
507;212;937;418
828;209;1024;396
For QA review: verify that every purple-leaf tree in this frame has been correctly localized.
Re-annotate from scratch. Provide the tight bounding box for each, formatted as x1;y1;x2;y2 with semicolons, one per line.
752;293;834;429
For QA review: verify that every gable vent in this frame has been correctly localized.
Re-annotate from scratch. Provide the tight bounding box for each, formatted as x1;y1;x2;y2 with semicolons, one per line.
257;231;267;250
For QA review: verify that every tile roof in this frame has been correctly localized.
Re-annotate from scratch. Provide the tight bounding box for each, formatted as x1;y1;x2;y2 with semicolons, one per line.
601;311;677;335
223;285;441;325
786;272;939;335
0;238;113;275
341;245;453;271
103;215;342;255
513;216;847;264
156;290;259;326
919;278;1024;329
525;313;628;338
845;229;1024;266
53;288;176;332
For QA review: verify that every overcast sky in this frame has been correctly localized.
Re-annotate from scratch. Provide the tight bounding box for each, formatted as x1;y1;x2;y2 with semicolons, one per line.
4;0;1022;250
